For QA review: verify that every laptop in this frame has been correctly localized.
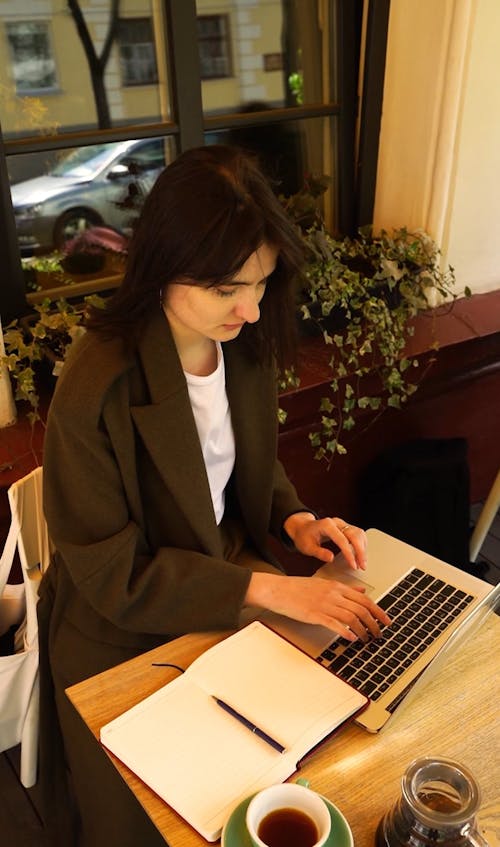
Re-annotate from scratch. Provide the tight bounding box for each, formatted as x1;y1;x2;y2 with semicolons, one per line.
260;528;499;733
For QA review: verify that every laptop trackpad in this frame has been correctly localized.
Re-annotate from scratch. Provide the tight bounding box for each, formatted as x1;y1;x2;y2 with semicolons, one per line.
260;610;339;658
315;559;377;597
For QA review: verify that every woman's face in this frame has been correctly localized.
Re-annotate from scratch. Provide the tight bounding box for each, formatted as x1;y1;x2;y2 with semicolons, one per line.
163;242;278;345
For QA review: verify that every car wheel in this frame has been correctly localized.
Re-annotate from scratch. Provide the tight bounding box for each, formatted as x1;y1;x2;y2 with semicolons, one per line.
53;208;102;249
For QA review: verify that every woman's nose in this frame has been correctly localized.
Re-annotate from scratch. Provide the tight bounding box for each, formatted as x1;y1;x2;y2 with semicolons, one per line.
234;290;261;324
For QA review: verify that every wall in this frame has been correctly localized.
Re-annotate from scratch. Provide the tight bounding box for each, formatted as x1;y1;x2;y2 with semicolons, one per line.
446;0;500;294
372;0;500;298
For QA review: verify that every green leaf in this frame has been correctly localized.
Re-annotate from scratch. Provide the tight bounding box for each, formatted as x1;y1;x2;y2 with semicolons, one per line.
358;339;372;356
319;397;334;413
387;395;401;408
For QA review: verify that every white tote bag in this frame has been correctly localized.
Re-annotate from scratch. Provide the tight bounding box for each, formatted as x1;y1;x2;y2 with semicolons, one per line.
0;467;50;787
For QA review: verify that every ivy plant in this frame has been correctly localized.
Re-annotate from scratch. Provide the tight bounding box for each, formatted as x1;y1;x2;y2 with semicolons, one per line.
1;295;105;424
297;224;469;465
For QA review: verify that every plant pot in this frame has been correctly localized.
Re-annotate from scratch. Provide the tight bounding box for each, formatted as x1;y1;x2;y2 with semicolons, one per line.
61;252;106;274
297;300;349;337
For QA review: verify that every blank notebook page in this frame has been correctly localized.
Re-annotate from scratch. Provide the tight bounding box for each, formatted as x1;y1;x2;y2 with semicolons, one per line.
100;622;366;840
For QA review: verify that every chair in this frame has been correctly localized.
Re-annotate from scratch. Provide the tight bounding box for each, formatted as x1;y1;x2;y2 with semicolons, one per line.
0;466;51;787
469;468;500;562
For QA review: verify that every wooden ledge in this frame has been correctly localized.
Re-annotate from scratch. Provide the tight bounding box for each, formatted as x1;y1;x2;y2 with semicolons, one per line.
406;289;500;357
286;289;500;396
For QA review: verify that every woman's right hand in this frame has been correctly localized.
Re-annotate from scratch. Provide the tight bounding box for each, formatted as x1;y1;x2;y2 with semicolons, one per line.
245;572;391;642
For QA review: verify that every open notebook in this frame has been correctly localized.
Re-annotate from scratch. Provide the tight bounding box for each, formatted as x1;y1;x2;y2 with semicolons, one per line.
262;528;500;732
100;620;367;841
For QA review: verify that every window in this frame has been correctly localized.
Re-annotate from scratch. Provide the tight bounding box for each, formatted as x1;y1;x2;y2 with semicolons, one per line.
0;1;375;321
118;18;158;86
197;15;232;80
6;21;57;93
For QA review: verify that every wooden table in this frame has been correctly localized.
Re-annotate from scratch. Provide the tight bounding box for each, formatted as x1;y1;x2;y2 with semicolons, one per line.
67;615;500;847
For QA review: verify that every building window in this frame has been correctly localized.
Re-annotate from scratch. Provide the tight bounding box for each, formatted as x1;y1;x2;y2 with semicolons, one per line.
6;21;57;93
197;15;232;80
118;18;158;86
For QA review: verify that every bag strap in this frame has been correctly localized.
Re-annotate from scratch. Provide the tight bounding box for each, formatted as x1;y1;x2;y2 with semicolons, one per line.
0;508;21;598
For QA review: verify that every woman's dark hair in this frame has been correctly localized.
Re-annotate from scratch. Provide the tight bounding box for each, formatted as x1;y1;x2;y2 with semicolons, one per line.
86;144;304;368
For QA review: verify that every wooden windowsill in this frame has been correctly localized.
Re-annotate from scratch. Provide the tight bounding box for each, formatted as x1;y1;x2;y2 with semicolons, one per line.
26;273;122;305
406;289;500;357
287;288;500;396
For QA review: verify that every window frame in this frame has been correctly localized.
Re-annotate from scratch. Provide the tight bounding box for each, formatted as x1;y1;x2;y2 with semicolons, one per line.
0;0;384;323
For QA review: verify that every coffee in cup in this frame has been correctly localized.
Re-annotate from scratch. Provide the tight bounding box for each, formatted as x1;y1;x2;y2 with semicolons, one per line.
246;783;331;847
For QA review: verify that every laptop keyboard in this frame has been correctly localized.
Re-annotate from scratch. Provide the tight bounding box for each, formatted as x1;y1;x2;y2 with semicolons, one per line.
318;568;475;703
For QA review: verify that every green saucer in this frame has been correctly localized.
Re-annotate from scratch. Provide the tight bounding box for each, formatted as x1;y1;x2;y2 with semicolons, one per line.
221;792;353;847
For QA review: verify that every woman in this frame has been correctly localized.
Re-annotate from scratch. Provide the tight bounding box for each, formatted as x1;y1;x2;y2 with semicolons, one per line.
38;145;389;847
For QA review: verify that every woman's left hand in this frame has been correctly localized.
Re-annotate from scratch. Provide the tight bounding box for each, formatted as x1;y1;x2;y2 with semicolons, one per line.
283;512;367;570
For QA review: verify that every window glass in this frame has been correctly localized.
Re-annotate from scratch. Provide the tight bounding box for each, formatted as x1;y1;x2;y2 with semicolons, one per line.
9;136;174;298
0;1;170;138
208;116;336;227
196;0;332;116
0;2;362;321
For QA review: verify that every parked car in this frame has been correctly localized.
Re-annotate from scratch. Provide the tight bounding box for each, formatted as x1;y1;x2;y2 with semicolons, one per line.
11;138;170;254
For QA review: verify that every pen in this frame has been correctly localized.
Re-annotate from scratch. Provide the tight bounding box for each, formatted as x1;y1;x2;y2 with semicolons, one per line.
212;696;286;754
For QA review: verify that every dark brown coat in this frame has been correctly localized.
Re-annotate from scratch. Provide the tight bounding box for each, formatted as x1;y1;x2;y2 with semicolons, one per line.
38;309;307;846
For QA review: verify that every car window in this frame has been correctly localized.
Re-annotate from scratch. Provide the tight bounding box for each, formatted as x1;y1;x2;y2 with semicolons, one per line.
51;144;114;178
121;140;166;173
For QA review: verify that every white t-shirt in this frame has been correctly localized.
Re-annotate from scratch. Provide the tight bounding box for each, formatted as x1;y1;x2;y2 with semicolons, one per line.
184;342;235;525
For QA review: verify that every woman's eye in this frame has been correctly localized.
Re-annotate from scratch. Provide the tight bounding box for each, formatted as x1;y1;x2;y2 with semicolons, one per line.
213;286;236;298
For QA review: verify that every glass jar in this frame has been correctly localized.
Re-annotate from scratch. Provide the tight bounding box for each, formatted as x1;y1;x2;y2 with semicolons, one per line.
376;756;488;847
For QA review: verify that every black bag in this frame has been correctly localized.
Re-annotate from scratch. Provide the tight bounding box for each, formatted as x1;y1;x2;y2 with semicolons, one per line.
358;438;470;569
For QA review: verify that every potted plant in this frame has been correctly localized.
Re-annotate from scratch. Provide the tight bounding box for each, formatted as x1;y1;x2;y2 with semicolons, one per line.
21;253;69;292
61;225;129;275
284;218;469;466
1;295;105;423
20;225;128;295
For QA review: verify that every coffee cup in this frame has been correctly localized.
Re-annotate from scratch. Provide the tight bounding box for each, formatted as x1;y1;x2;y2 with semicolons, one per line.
246;782;331;847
